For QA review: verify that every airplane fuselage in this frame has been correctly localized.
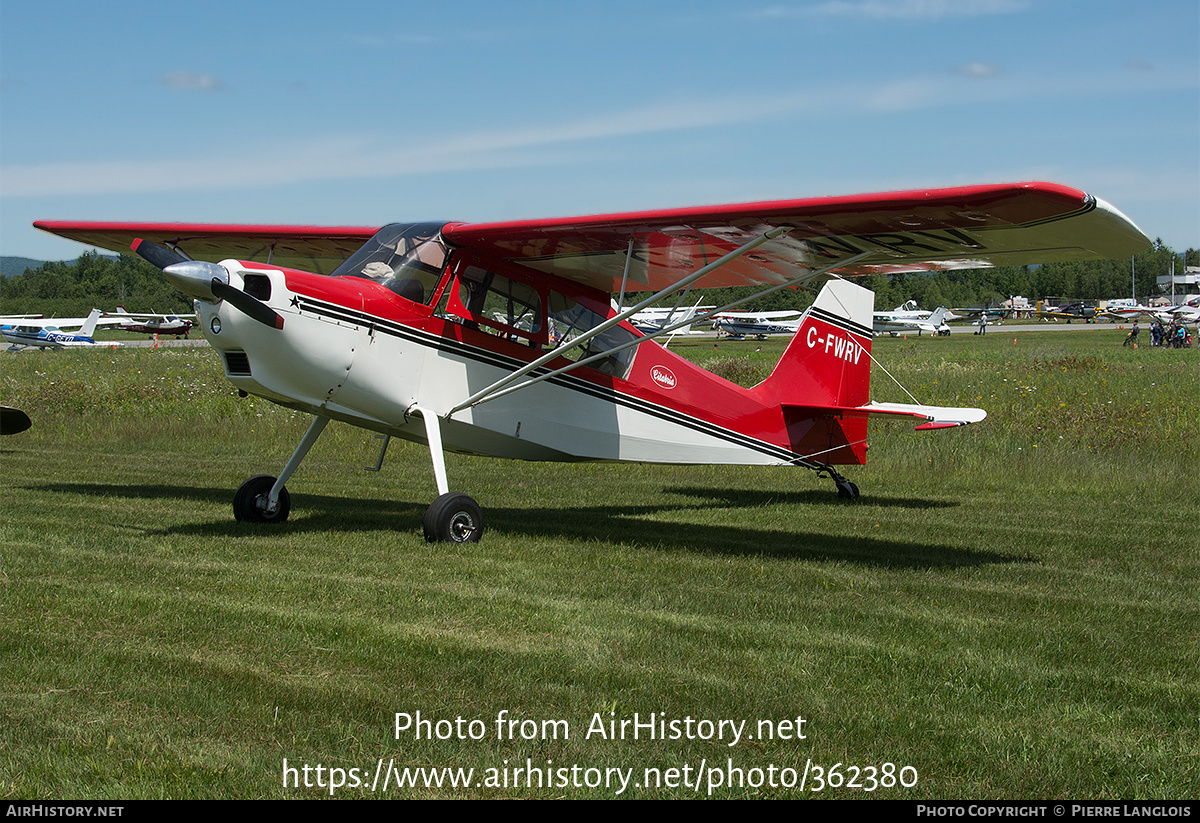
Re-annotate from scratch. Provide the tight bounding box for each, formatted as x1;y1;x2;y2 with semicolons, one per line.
199;259;870;469
1;325;98;348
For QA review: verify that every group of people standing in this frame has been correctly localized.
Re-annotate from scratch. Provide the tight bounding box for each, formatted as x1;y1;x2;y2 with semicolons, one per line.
1150;319;1193;348
1124;319;1193;348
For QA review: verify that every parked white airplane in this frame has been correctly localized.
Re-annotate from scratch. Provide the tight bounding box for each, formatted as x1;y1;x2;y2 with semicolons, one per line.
712;309;804;338
111;306;197;337
630;303;714;336
872;303;951;336
1;309;122;349
1155;297;1200;324
33;181;1149;543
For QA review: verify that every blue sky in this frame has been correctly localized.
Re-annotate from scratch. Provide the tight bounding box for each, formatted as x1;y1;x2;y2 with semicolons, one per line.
2;0;1196;261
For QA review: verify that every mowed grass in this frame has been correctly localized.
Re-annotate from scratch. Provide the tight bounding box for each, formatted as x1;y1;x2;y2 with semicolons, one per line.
1;331;1197;799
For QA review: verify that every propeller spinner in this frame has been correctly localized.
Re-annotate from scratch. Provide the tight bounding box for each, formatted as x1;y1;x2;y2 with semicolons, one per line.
132;238;284;329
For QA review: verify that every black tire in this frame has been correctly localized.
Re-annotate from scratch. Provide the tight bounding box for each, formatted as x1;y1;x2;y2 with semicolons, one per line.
423;492;483;543
233;474;290;523
836;479;860;501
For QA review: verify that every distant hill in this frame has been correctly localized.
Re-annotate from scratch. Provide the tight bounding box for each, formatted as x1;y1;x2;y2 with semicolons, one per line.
2;254;120;277
2;257;46;277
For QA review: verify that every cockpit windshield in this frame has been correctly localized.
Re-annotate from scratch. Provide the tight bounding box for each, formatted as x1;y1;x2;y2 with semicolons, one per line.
332;222;450;304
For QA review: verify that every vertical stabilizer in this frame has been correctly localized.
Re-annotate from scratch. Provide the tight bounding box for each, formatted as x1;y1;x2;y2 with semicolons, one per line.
754;278;876;464
79;309;103;338
756;278;874;408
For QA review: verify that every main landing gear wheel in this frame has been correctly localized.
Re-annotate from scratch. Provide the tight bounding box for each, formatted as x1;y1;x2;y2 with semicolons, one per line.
423;492;483;543
233;474;291;523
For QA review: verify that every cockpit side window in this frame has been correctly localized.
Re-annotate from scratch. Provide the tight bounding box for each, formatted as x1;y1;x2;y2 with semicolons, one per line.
439;250;639;379
333;222;449;304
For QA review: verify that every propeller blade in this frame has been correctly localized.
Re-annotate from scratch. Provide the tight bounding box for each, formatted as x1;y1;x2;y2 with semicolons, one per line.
137;238;284;330
131;238;188;270
212;279;285;329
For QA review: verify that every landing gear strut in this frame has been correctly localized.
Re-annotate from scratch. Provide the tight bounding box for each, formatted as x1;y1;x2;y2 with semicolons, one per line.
233;416;328;523
231;409;486;542
410;405;485;543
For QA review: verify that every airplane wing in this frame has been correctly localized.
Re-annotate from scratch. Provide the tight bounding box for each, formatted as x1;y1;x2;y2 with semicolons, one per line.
36;182;1150;293
105;311;198;320
3;315;125;330
33;221;380;276
443;182;1150;293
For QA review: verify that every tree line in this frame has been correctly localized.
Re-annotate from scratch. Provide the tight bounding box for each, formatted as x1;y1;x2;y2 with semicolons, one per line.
649;241;1196;313
1;242;1195;319
0;251;192;318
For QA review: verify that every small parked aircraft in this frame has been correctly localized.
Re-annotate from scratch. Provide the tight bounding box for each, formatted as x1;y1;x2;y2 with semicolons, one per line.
111;306;197;337
1;309;120;350
712;309;804;338
948;304;1011;323
35;182;1150;542
1154;297;1200;325
629;303;714;337
872;303;951;337
1036;300;1101;322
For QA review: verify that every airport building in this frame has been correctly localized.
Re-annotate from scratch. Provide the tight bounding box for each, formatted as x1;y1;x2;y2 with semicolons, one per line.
1157;266;1200;306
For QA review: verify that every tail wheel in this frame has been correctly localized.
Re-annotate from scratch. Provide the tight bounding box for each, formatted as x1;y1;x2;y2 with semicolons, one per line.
835;477;860;501
233;474;290;523
423;492;483;543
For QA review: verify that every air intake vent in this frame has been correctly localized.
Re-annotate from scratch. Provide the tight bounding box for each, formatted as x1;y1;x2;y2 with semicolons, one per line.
223;350;251;375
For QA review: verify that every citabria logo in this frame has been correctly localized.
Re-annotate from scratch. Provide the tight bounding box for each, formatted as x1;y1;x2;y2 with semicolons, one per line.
650;366;677;389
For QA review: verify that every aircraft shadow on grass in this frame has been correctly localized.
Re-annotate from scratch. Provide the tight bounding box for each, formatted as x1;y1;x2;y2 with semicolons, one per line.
31;481;1029;570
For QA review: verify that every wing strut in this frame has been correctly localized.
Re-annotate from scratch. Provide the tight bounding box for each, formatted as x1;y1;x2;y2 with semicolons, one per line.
453;251;876;412
616;235;635;312
447;225;797;417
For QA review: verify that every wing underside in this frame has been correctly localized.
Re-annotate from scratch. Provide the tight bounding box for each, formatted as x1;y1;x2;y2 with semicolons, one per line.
442;182;1150;293
33;221;380;276
35;182;1150;292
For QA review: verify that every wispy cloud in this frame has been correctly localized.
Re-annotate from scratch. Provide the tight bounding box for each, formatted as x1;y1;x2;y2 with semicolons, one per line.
5;64;1194;199
0;95;799;198
161;71;224;92
759;0;1028;20
956;62;1002;78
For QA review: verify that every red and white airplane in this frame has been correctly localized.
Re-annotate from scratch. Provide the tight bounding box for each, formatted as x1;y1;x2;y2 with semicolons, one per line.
35;182;1149;542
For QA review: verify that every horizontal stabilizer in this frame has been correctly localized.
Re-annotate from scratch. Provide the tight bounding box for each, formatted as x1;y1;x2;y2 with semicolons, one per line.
785;401;986;431
860;401;986;429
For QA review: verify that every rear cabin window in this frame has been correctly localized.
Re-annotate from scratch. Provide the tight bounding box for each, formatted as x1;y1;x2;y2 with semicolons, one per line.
547;291;638;379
